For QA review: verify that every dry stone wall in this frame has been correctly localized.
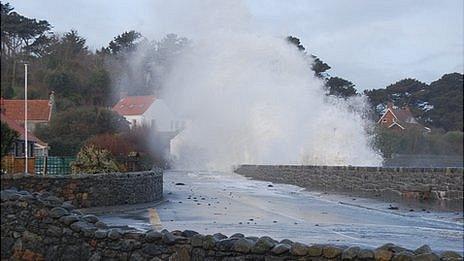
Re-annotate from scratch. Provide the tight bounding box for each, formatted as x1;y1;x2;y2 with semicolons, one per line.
2;188;462;261
235;165;464;210
0;170;163;208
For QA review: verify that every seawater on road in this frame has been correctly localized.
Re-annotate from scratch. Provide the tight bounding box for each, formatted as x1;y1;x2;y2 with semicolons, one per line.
97;170;464;253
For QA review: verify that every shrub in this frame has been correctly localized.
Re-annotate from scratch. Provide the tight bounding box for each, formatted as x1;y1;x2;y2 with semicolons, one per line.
71;145;120;174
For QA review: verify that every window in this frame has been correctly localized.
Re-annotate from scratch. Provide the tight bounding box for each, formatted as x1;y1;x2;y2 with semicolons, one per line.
170;120;174;130
151;119;157;130
382;118;387;123
132;119;137;127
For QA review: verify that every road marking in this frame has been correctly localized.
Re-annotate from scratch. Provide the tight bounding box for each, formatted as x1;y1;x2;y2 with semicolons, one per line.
148;208;162;231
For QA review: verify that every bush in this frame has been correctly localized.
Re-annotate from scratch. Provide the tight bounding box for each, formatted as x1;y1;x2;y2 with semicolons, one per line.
71;145;120;174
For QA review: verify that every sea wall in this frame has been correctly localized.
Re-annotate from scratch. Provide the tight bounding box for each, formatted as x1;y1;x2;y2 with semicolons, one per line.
234;165;464;210
2;189;461;261
0;170;163;208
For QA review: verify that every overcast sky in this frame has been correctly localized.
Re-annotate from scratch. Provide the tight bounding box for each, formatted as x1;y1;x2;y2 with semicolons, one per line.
8;0;464;91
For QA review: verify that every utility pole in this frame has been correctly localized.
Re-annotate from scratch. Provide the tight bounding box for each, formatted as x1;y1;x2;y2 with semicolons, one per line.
24;63;28;174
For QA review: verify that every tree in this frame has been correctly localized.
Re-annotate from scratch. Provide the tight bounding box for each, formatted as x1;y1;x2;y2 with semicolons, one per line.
286;35;331;78
106;30;142;55
35;107;130;156
365;73;463;131
326;77;357;98
1;121;19;157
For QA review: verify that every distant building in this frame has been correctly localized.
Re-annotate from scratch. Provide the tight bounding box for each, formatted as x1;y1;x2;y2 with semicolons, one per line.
112;95;185;132
0;92;54;132
1;113;48;158
378;102;430;132
112;95;186;158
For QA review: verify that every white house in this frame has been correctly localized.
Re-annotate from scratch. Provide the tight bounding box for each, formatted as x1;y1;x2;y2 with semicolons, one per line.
112;95;185;132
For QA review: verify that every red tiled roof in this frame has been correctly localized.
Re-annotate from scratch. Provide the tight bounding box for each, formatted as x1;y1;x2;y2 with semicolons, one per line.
0;98;52;122
0;113;47;146
112;95;156;116
391;107;417;124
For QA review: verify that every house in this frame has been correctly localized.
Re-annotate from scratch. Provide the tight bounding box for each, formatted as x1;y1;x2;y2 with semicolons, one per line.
0;92;54;132
1;113;49;173
378;102;430;132
112;95;186;158
112;95;185;132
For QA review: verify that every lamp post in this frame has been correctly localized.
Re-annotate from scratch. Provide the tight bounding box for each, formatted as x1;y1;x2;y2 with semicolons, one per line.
24;63;28;173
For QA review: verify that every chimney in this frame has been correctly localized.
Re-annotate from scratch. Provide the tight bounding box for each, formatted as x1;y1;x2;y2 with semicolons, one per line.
48;91;55;110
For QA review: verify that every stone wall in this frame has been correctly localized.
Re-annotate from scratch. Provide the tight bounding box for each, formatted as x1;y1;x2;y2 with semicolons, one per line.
2;189;461;261
0;170;163;208
235;165;464;210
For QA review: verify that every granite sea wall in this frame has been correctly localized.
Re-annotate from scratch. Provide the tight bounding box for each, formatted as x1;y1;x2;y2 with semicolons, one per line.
1;188;461;261
0;170;163;208
234;165;464;210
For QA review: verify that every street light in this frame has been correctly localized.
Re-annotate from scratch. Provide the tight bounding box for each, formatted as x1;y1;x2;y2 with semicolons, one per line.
24;63;28;173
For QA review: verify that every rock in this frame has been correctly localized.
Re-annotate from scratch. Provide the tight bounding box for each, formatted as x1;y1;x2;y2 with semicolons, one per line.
342;246;360;260
412;253;440;261
82;214;99;223
290;242;309;256
217;238;238;251
43;196;63;207
59;215;80;225
71;210;83;215
323;246;343;259
191;234;204;247
271;243;291;255
121;239;142;252
252;236;276;253
280;239;293;245
163;232;177;245
95;221;107;229
108;228;122;240
245;236;259;243
50;207;69;218
307;244;324;257
46;225;62;237
93;229;107;239
233;238;254;253
88;252;102;261
415;245;432;255
392;251;415;261
146;230;163;242
202;235;217;249
213;233;228;240
230;233;245;238
182;230;199;238
358;249;375;260
142;243;167;256
440;251;462;260
375;249;394;261
61;202;75;211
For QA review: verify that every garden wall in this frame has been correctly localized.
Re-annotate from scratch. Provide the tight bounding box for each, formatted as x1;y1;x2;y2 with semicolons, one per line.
0;170;163;208
2;189;461;261
235;165;464;210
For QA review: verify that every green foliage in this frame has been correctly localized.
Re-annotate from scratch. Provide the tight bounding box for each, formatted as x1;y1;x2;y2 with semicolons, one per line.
373;127;463;158
71;145;120;174
326;77;358;98
35;107;130;156
1;121;19;157
106;30;142;55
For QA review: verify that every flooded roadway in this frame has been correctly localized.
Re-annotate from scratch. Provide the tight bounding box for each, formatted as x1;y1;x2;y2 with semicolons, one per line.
97;170;464;253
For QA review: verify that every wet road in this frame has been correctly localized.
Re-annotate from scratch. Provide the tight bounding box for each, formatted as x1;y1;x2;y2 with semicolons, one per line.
97;170;464;252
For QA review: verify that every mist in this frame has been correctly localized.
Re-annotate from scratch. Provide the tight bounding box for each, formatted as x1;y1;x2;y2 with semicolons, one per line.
129;0;383;170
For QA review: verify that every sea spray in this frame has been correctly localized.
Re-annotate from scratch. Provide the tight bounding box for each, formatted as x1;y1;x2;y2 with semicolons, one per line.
139;0;383;170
